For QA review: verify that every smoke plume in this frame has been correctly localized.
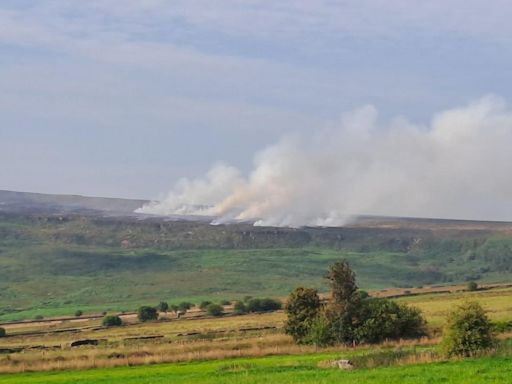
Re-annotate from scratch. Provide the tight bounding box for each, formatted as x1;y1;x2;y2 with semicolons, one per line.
137;96;512;227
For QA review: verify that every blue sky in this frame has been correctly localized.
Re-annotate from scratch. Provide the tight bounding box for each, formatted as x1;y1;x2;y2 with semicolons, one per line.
2;1;512;199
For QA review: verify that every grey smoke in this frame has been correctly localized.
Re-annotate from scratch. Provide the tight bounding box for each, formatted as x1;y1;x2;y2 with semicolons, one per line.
137;95;512;226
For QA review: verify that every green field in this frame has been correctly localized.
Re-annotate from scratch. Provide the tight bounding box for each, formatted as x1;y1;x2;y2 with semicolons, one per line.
0;352;510;384
2;213;512;320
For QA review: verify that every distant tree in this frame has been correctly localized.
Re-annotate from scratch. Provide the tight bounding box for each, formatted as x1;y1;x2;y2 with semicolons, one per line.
74;310;83;317
157;301;169;313
102;315;122;327
246;298;282;313
199;301;212;310
0;327;6;337
137;306;158;322
467;281;479;292
220;300;231;306
206;304;224;317
178;302;193;312
284;287;321;343
442;301;496;357
233;301;247;315
170;304;179;313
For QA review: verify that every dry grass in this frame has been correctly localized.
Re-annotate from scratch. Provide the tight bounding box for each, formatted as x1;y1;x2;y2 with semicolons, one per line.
0;333;440;374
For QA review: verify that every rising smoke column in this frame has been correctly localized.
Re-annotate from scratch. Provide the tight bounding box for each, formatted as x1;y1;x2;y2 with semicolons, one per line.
137;96;512;226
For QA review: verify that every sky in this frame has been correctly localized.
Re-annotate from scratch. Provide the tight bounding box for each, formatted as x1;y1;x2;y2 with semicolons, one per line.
2;1;512;200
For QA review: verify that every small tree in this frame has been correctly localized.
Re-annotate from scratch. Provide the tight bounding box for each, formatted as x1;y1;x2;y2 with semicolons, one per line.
206;304;224;317
233;301;247;315
442;301;496;357
220;300;231;306
0;327;6;337
137;306;158;322
467;281;478;292
284;287;321;343
178;302;193;312
199;301;212;310
102;315;122;327
157;301;169;313
170;304;179;313
74;310;83;317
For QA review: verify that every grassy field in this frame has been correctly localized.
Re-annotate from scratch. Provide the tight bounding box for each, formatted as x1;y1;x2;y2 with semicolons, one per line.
2;212;512;321
0;351;510;384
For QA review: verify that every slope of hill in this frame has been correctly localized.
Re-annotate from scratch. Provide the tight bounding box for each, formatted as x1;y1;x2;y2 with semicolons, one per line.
1;190;512;320
0;190;147;215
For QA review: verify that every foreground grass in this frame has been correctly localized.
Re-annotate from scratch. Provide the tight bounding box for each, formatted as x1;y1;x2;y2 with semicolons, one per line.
0;352;510;384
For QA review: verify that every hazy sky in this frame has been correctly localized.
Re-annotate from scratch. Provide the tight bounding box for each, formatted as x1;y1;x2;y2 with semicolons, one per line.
2;1;512;199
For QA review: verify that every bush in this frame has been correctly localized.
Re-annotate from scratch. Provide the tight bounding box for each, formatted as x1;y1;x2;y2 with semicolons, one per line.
74;310;83;317
206;304;224;317
467;281;478;291
178;302;193;311
233;301;247;315
35;315;44;320
442;301;496;357
157;301;169;312
220;300;231;306
102;315;122;327
0;327;6;337
304;311;332;347
246;298;282;313
199;301;212;310
285;287;321;343
137;306;158;322
354;298;427;343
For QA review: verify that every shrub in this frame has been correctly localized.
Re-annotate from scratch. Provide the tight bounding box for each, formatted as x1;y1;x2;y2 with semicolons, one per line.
199;301;212;310
233;301;247;315
467;281;478;291
304;311;333;347
284;287;321;343
35;315;44;320
170;304;179;313
354;298;427;343
74;310;83;317
178;302;193;311
246;298;282;313
102;315;122;327
0;328;6;337
220;300;231;306
137;306;158;322
442;301;496;357
157;301;169;312
206;304;224;317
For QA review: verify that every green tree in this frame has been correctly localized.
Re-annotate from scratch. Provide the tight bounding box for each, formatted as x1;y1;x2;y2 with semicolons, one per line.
157;301;169;313
284;287;321;343
206;304;224;317
178;302;193;311
102;315;122;327
137;306;158;322
442;301;496;357
233;301;247;315
74;310;83;317
199;301;212;310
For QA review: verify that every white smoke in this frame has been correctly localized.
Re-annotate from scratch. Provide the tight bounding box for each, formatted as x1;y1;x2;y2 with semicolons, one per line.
137;96;512;226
